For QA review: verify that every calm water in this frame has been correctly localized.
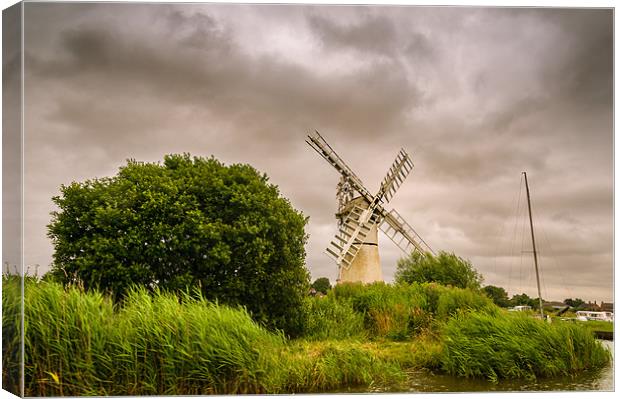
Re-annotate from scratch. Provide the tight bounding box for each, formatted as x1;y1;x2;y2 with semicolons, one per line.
343;340;614;393
401;340;614;393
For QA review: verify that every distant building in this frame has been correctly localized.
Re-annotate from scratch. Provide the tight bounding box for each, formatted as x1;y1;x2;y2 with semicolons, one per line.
583;301;601;311
600;301;614;312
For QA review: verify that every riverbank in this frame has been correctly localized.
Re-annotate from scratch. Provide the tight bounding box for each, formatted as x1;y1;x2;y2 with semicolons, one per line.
404;340;614;392
2;276;612;395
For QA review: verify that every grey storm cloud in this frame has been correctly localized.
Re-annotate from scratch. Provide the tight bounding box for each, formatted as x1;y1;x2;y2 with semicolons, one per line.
6;3;613;303
27;6;422;144
308;12;435;63
308;14;399;56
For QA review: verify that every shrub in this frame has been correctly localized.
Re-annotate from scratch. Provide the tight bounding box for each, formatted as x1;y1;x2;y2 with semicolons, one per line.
311;277;332;295
47;154;309;336
395;251;483;289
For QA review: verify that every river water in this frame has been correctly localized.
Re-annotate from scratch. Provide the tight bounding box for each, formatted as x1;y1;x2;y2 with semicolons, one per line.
402;340;614;393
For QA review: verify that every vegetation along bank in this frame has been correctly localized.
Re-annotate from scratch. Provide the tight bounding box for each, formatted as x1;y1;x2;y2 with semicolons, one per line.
2;275;611;395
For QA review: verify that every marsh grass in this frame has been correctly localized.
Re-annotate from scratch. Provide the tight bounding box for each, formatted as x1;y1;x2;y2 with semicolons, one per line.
575;319;614;333
440;311;612;382
302;295;365;340
332;282;495;340
11;278;407;395
21;280;284;396
2;275;22;395
333;282;430;339
4;276;612;395
278;340;406;392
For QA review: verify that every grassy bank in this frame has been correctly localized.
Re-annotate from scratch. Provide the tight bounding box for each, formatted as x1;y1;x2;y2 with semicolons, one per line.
3;277;407;396
576;319;614;333
2;276;612;395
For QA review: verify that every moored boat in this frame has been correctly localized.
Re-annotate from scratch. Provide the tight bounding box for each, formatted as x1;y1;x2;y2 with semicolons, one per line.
575;311;614;322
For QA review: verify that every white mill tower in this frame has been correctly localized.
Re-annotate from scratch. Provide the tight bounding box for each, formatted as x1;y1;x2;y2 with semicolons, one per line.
306;131;434;284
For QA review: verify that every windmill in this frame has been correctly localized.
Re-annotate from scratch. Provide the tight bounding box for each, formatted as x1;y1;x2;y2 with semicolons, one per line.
306;131;434;284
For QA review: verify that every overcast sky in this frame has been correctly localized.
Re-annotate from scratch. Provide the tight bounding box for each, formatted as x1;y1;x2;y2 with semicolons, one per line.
5;3;613;302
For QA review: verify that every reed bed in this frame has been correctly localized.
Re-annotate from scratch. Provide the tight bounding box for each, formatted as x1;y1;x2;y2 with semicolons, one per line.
332;282;495;340
302;296;366;341
278;340;406;392
21;280;284;396
9;278;407;395
439;311;612;381
2;275;22;395
3;276;612;395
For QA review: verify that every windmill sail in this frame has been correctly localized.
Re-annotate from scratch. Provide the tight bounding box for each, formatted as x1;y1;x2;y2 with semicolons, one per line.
306;132;374;200
378;149;414;202
379;209;434;255
306;130;433;282
326;204;379;270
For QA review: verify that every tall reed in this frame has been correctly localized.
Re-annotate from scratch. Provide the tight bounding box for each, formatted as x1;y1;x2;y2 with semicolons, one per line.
22;281;284;396
15;279;406;395
2;275;22;395
278;340;405;392
302;295;365;340
439;311;612;381
333;282;495;339
8;277;612;395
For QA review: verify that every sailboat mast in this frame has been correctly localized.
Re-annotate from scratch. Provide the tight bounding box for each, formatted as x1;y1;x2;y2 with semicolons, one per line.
523;171;544;319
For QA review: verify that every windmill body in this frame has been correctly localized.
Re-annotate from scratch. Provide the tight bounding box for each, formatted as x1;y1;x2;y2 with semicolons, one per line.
306;131;434;284
336;196;382;283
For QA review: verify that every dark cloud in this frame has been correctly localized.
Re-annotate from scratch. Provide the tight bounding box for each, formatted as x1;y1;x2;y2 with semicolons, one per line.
27;9;421;145
12;4;613;302
404;32;435;62
308;14;399;57
524;10;613;113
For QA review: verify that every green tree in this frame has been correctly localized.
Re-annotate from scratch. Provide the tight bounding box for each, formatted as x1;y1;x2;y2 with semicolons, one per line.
510;293;538;308
482;285;510;307
395;251;483;289
563;298;585;309
48;154;309;336
311;277;332;295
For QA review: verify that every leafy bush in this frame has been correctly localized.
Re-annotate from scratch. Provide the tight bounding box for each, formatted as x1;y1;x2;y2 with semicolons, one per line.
482;285;511;307
311;277;332;295
395;251;483;289
440;311;611;381
47;154;309;336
